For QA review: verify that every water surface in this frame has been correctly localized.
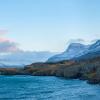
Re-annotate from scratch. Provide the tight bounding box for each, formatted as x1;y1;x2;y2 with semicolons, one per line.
0;76;100;100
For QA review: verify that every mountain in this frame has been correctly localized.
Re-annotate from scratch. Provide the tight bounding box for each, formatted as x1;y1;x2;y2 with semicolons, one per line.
0;51;55;67
47;40;100;62
47;43;89;62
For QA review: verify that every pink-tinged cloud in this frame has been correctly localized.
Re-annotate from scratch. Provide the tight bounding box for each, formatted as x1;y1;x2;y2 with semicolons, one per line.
0;38;9;42
0;38;20;53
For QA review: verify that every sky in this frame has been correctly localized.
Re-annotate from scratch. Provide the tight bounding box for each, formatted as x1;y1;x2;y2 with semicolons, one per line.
0;0;100;52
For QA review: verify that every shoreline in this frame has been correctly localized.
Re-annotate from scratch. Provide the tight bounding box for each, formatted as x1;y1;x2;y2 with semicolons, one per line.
0;56;100;85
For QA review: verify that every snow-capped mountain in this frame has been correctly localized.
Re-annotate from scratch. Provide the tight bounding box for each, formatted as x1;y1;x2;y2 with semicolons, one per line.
47;43;89;62
47;40;100;62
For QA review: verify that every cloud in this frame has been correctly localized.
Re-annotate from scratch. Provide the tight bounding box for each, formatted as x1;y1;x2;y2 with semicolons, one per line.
0;38;20;53
0;29;21;53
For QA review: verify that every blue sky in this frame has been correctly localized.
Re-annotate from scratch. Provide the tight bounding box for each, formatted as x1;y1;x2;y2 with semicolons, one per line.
0;0;100;52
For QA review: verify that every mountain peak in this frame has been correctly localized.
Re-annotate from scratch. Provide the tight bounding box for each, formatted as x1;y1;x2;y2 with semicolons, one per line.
68;43;85;47
66;43;86;52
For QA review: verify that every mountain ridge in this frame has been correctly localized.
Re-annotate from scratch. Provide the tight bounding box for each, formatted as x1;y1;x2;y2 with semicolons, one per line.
47;40;100;62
